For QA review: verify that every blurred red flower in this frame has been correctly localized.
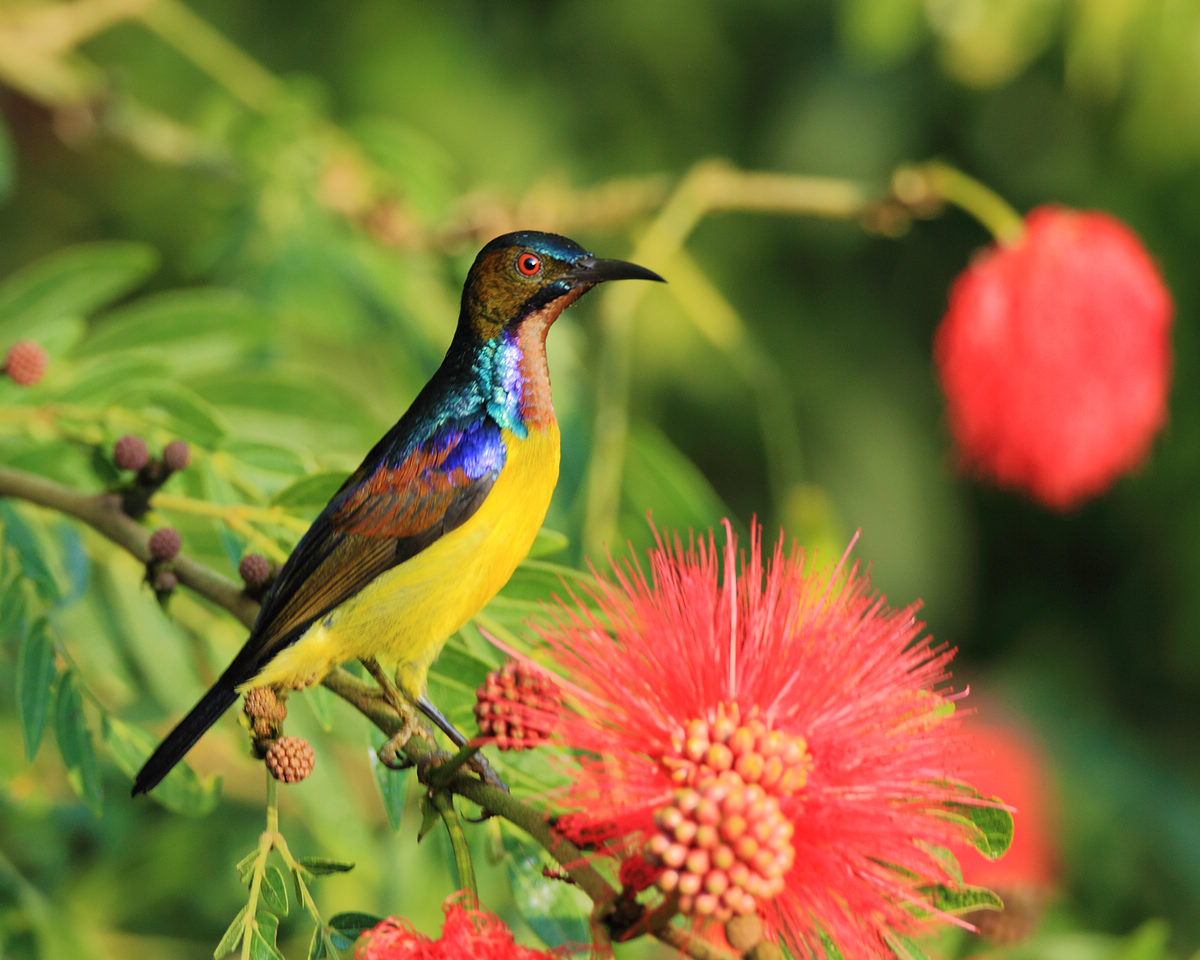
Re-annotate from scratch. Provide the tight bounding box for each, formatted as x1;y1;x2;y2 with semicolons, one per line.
934;205;1172;509
956;715;1059;944
537;523;985;958
355;894;564;959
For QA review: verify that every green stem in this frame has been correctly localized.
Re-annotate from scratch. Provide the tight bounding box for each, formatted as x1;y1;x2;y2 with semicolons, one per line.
431;791;477;899
137;0;284;112
916;161;1025;244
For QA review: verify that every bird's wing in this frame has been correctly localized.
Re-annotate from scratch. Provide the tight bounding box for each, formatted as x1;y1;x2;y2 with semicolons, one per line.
241;417;505;669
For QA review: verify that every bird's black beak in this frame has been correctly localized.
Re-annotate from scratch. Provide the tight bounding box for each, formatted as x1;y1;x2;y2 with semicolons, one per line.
566;256;666;287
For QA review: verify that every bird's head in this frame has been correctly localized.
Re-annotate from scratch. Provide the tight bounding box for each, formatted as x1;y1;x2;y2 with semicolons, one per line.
460;231;664;341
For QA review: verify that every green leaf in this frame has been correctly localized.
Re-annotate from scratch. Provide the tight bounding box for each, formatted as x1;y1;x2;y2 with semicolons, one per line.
16;619;56;761
0;242;158;338
75;289;266;358
922;882;1003;915
500;824;590;949
297;857;356;877
270;471;347;511
0;573;28;642
307;927;329;960
369;727;407;831
224;439;309;476
102;715;221;815
305;683;336;732
527;526;569;559
118;381;229;446
248;912;285;960
887;934;932;960
0;112;13;200
623;422;732;535
0;501;59;601
326;913;384;952
213;905;248;959
54;672;103;815
944;791;1014;861
261;864;290;916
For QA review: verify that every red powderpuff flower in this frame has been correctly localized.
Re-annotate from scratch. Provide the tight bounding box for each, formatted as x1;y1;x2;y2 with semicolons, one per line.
355;894;565;959
935;205;1172;509
535;522;983;959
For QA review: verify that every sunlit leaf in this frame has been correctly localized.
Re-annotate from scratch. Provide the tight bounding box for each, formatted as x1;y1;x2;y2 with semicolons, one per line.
942;790;1014;861
270;472;346;511
213;905;248;959
261;864;289;916
17;618;56;761
0;242;157;339
297;857;356;876
75;289;267;358
247;911;285;960
527;527;569;559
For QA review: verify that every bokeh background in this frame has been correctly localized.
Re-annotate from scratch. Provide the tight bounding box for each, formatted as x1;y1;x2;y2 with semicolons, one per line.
1;1;1198;957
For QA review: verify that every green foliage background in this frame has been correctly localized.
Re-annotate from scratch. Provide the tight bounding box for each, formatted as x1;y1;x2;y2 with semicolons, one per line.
1;1;1199;957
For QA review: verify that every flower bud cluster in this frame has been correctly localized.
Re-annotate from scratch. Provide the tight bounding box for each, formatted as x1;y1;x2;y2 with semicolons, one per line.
265;735;315;783
474;659;560;750
648;773;794;920
243;686;288;740
111;434;192;519
649;702;811;921
665;702;811;796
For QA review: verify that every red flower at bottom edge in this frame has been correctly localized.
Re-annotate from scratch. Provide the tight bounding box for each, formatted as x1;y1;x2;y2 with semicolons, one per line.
356;893;565;959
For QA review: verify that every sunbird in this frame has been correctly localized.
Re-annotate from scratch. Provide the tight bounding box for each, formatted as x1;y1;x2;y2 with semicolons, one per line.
132;231;663;796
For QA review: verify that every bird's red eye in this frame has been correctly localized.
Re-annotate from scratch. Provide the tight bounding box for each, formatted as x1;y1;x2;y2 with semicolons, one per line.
516;253;541;276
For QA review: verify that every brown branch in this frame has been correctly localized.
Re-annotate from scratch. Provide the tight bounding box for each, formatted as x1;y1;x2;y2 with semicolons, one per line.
0;462;735;960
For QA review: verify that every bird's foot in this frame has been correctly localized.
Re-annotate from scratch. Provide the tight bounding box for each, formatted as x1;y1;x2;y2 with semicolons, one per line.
376;707;424;770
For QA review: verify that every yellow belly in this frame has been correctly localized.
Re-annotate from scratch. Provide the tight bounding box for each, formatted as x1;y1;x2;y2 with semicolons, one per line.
241;421;560;698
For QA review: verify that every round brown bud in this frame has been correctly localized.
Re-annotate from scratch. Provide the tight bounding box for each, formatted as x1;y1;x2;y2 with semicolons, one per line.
4;340;47;386
726;914;764;951
265;736;315;783
113;434;150;471
162;439;191;472
238;553;272;589
148;526;182;561
153;569;178;593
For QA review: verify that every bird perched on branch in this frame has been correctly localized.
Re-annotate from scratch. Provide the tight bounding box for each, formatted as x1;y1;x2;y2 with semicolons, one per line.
132;231;664;796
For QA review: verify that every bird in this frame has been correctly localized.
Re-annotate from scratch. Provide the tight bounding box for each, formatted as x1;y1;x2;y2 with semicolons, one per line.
132;231;664;796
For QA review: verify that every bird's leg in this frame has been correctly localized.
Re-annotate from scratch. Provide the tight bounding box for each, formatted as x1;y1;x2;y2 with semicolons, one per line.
417;695;508;794
360;657;428;770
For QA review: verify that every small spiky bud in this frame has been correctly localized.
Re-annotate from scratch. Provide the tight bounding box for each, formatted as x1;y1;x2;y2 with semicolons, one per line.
474;659;560;750
4;340;47;386
265;735;315;783
238;553;272;589
113;434;150;471
162;439;191;472
153;569;178;594
647;773;794;921
244;686;287;723
148;527;181;561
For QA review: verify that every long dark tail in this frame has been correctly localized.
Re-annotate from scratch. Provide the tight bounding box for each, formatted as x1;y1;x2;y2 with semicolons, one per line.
131;680;240;796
